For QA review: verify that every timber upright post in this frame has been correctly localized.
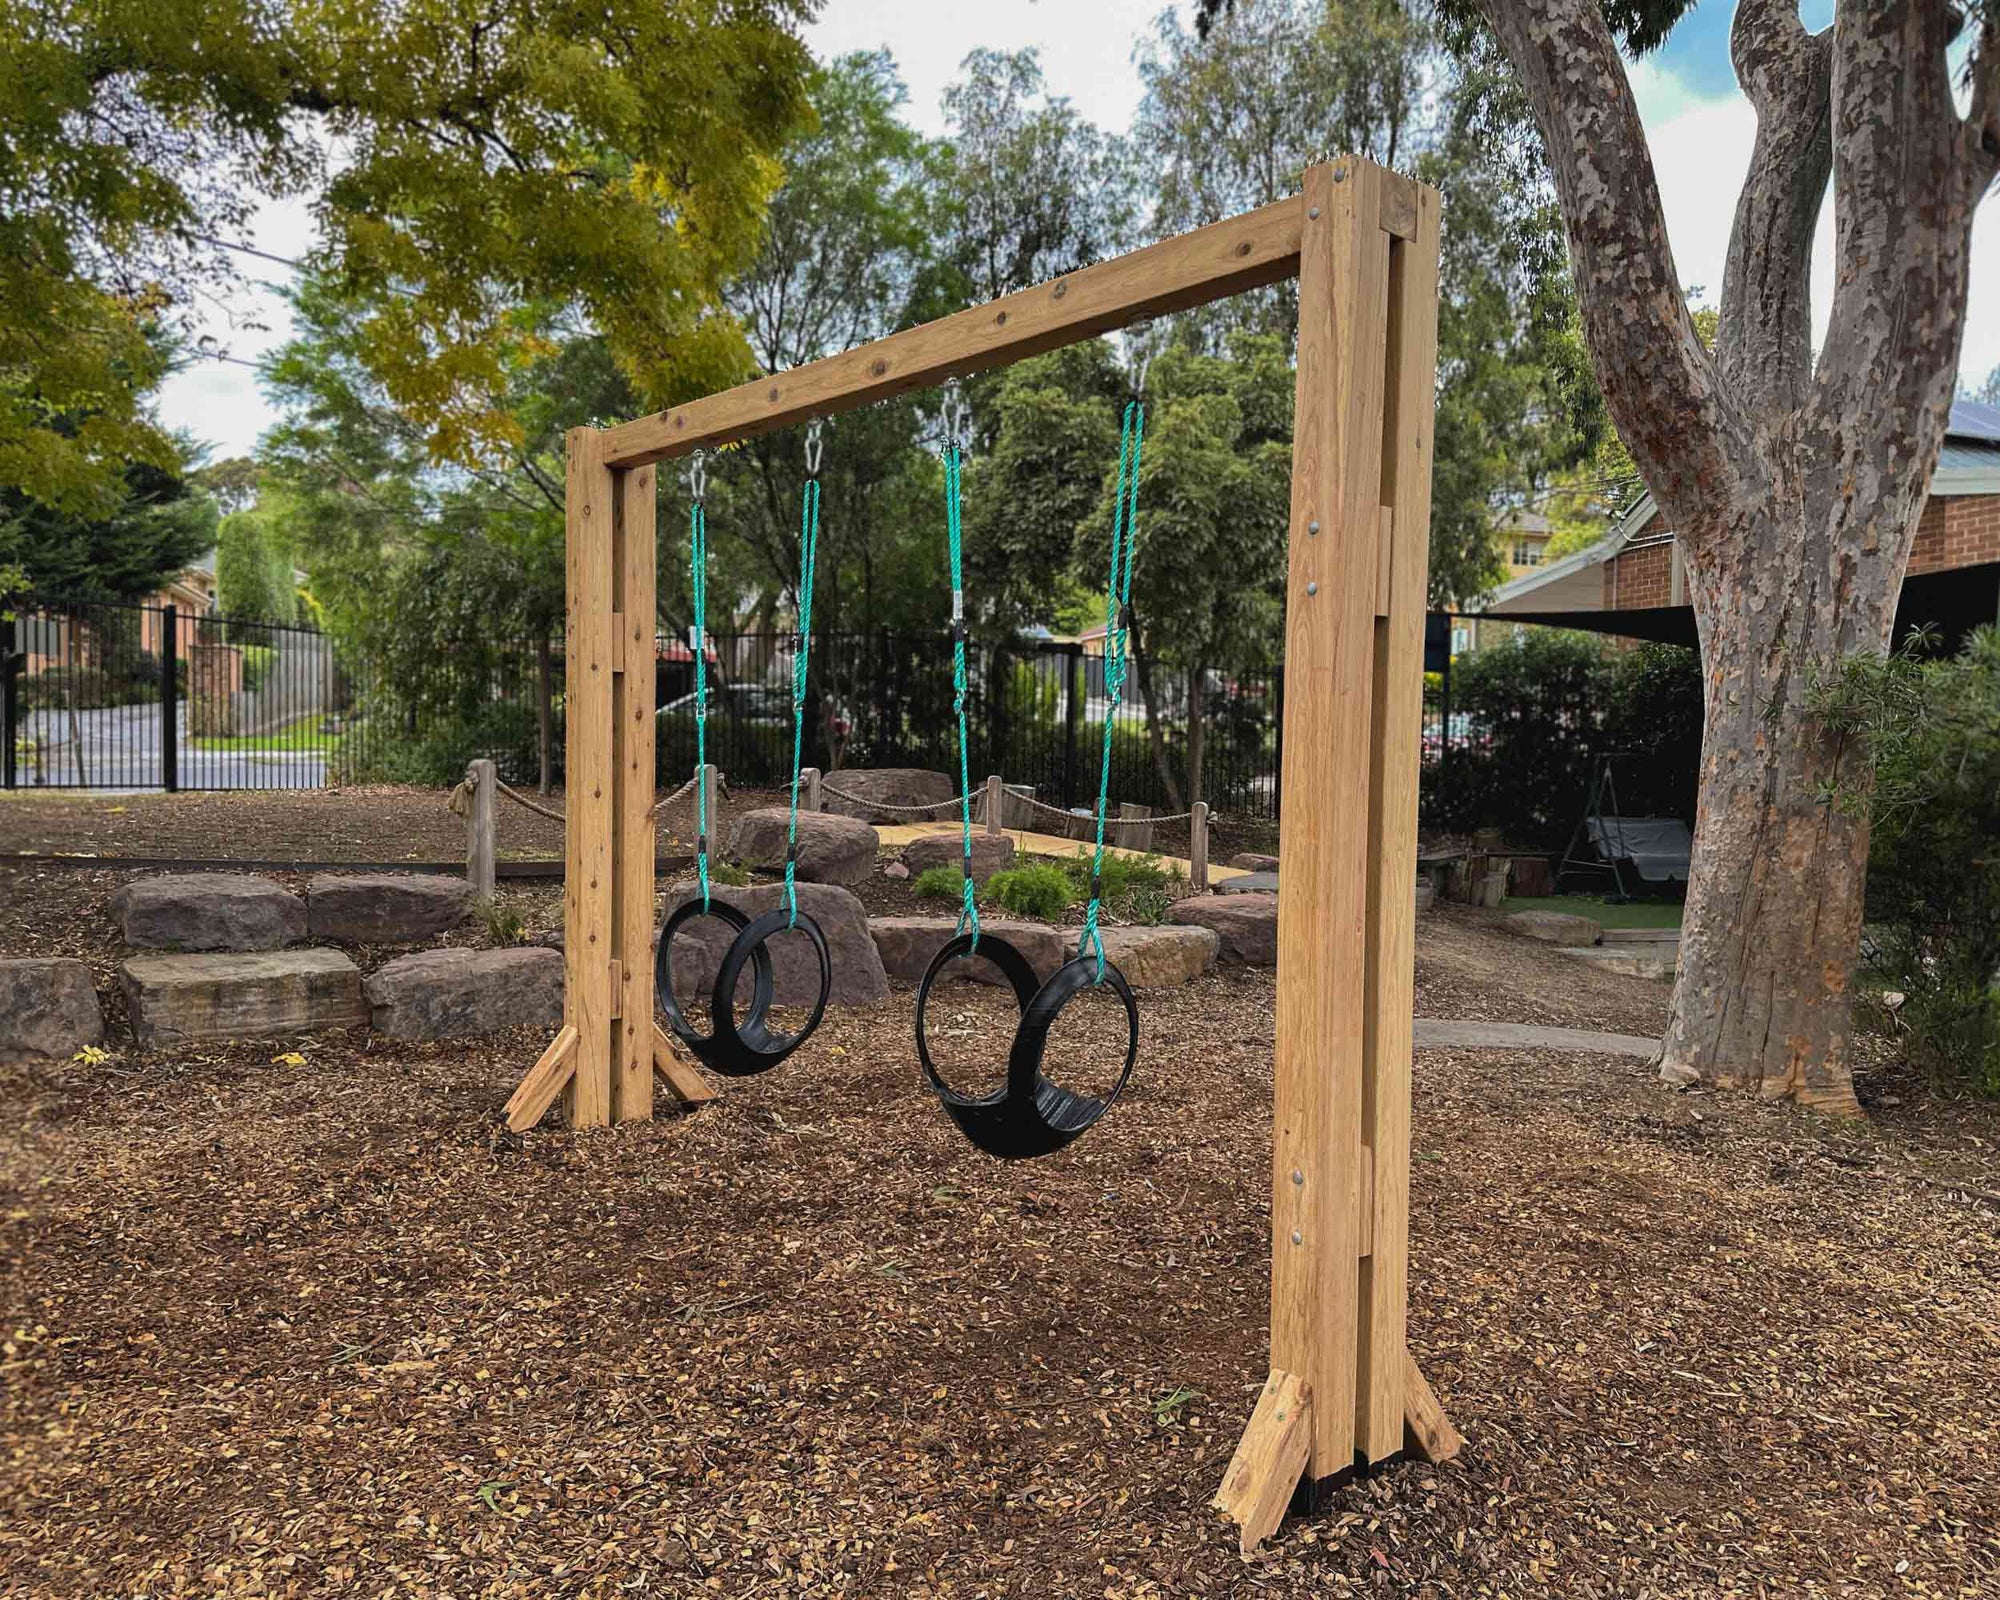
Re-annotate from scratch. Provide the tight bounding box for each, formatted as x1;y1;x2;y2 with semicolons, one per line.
505;431;712;1132
1213;158;1459;1554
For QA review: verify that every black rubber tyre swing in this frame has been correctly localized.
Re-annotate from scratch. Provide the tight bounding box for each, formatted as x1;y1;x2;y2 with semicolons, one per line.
912;383;1147;1160
656;435;834;1076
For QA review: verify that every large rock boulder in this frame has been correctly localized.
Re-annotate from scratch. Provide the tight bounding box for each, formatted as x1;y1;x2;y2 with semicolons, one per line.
1098;924;1220;988
899;831;1016;885
365;947;563;1040
1503;908;1603;946
113;873;305;952
121;950;365;1045
1215;869;1279;896
660;881;888;1008
307;873;473;943
869;916;1068;988
1167;893;1277;965
1229;851;1280;873
820;767;954;824
727;808;878;887
0;959;104;1063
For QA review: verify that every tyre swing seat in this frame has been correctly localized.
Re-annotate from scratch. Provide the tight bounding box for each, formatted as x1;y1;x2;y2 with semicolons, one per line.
656;432;833;1077
912;381;1147;1161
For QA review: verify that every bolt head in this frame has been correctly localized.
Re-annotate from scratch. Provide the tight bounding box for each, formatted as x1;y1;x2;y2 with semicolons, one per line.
1307;520;1320;535
1292;1169;1304;1185
1291;1229;1303;1245
1308;205;1321;220
1306;580;1319;596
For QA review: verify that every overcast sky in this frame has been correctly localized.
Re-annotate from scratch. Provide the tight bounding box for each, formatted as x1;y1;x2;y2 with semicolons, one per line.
156;0;2000;460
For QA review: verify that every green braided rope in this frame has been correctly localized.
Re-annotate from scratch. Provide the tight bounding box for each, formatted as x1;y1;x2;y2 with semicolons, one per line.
943;442;980;947
689;492;712;910
1079;399;1146;978
783;472;821;928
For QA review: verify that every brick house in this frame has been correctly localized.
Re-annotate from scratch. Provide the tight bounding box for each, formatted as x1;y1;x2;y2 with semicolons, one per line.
1470;399;2000;648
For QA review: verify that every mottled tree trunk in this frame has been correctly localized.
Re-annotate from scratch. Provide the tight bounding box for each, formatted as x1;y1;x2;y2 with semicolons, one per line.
1665;500;1888;1111
1477;0;1996;1110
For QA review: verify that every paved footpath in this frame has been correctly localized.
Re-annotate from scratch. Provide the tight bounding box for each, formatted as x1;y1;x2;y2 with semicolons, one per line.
1412;1019;1660;1057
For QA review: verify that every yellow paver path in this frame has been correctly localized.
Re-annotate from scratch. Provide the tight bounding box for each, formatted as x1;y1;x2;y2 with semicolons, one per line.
872;818;1252;882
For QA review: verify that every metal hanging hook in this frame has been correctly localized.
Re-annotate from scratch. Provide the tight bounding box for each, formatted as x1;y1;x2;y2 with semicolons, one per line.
687;448;708;502
941;378;970;456
804;417;824;477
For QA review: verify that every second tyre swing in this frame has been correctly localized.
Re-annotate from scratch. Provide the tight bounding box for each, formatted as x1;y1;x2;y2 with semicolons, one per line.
656;424;834;1075
914;377;1145;1161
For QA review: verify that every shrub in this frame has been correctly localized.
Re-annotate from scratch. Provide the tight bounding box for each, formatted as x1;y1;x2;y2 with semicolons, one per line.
341;699;543;786
706;859;751;888
238;643;277;693
1814;627;2000;1094
912;865;964;902
983;863;1075;921
1058;847;1168;900
1423;630;1703;845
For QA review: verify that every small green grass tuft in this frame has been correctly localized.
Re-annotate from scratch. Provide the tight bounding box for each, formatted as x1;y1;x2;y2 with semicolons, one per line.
983;863;1076;921
706;859;751;888
912;865;963;902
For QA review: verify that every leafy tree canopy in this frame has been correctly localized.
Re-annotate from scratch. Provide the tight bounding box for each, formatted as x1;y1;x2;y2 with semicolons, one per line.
1138;0;1604;606
0;0;815;512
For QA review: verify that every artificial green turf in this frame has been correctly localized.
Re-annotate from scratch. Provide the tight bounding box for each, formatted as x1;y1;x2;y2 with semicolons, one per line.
1502;894;1682;929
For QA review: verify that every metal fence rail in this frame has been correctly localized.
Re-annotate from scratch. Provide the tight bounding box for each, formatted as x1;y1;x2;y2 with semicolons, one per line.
2;596;1487;820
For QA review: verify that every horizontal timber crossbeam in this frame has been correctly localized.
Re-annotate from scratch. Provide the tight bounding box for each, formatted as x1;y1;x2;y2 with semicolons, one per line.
601;172;1419;472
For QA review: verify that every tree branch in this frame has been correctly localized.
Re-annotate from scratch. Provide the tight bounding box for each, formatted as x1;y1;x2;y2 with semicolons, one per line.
1480;0;1741;542
1716;0;1832;417
1803;0;1973;548
1968;8;2000;192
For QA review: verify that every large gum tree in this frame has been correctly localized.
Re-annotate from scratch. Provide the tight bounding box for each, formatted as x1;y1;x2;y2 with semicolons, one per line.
1208;0;1998;1112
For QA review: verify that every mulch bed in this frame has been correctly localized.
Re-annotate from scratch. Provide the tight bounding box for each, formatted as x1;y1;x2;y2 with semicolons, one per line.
5;803;2000;1596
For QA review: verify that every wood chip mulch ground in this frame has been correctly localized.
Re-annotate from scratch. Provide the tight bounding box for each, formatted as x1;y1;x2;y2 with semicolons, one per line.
4;805;2000;1597
0;784;790;866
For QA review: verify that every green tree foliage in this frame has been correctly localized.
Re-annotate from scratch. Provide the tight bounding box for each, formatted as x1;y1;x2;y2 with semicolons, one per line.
1424;632;1702;843
0;0;814;512
0;448;215;601
706;52;952;639
1081;337;1292;809
214;504;295;622
1812;628;2000;1094
1136;0;1602;606
937;50;1137;305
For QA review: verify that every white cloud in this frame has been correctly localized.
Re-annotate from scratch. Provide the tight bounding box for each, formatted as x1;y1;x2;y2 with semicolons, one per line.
152;9;2000;458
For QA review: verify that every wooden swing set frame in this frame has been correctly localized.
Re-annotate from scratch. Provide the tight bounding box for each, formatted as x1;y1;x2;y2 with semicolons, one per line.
504;156;1460;1552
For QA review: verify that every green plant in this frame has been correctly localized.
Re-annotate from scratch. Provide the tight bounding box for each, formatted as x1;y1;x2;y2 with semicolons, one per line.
1122;884;1172;925
478;900;526;946
238;643;277;693
982;863;1075;921
707;859;752;888
1814;626;2000;1094
1058;847;1168;900
912;865;963;902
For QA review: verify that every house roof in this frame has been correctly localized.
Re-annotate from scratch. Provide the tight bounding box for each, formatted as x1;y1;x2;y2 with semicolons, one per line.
1473;400;2000;617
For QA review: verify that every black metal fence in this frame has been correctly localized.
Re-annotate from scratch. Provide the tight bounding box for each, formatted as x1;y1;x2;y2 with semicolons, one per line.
3;597;1306;812
1;596;366;792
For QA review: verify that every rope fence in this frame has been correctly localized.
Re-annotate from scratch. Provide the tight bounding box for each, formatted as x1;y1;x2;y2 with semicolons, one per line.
448;761;1238;895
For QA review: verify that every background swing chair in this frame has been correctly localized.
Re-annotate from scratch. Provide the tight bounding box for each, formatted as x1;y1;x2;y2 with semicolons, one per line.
913;380;1145;1160
656;429;834;1076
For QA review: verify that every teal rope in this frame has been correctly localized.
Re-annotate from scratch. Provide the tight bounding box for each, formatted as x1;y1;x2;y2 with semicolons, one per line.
783;471;822;927
943;442;980;947
689;491;712;910
1079;400;1146;977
